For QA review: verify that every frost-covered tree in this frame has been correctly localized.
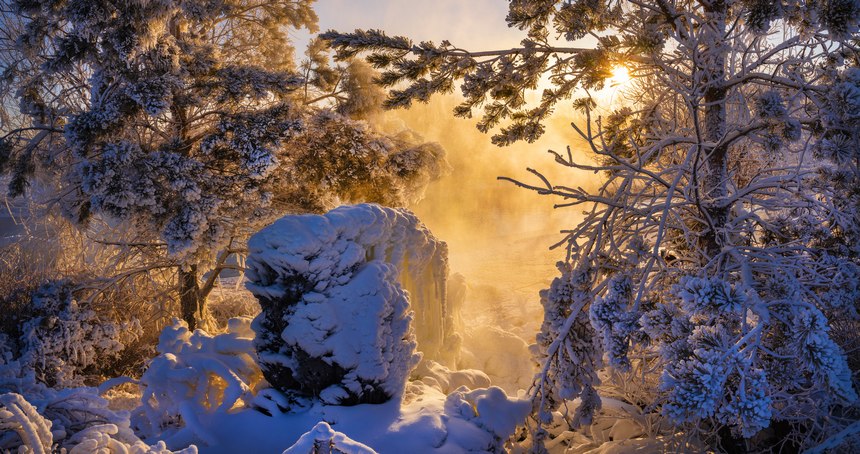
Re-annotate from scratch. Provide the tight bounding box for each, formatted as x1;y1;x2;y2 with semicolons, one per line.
324;1;860;450
0;0;446;330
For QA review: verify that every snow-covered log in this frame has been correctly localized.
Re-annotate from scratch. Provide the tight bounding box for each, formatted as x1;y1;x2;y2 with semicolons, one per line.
246;204;455;405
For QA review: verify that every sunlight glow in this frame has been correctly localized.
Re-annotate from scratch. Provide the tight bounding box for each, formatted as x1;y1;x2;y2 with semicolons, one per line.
608;64;631;87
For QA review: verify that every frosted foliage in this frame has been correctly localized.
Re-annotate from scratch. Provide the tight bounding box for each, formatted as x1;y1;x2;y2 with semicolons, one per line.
756;91;787;119
246;204;451;404
3;0;326;265
635;276;856;437
791;308;858;402
534;262;602;430
589;275;638;371
661;338;772;438
0;389;197;453
282;422;378;454
0;393;52;454
660;326;735;422
675;276;746;321
821;68;860;165
17;282;141;388
134;318;262;440
823;259;859;315
718;369;772;439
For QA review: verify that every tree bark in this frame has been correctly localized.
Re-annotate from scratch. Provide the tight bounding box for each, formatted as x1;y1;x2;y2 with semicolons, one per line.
179;264;201;331
699;0;729;259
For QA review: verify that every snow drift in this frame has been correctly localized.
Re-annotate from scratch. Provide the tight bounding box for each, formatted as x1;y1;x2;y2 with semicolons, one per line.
246;204;457;405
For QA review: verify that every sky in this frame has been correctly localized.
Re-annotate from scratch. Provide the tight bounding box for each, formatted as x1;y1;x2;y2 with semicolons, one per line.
299;0;524;50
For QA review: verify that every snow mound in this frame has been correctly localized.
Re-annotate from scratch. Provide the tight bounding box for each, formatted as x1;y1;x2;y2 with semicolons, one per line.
459;325;534;393
441;386;532;451
246;204;455;404
283;421;377;454
196;381;530;453
411;359;491;394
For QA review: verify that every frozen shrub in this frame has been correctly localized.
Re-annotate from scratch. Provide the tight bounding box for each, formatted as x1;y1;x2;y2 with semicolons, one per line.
245;204;452;405
0;392;53;453
282;421;378;454
133;318;261;441
3;281;142;388
790;308;857;402
636;275;854;438
206;290;261;329
589;275;638;371
533;262;603;433
0;388;197;453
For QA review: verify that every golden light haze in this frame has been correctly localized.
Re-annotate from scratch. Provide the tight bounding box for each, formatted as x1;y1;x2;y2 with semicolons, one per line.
309;0;608;303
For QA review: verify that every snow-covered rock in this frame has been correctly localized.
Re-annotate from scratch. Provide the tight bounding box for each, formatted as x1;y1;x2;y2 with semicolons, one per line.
246;204;456;405
458;325;533;393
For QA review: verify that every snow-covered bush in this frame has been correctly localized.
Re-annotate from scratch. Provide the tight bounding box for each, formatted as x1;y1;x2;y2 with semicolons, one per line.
246;204;454;405
283;422;378;454
603;272;857;439
1;281;142;388
0;387;197;453
0;392;53;453
133;318;261;441
532;262;602;436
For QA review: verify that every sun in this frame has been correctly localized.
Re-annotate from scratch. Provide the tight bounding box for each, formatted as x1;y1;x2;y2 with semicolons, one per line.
608;64;631;87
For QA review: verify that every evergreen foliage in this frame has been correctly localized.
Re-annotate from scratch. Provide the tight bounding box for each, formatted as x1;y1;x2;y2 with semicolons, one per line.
0;0;447;329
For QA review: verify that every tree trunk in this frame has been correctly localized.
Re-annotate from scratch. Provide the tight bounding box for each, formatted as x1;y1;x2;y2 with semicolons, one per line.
179;264;201;331
699;0;729;259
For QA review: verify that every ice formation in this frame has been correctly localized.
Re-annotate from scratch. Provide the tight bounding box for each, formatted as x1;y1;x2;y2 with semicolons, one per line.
246;204;455;404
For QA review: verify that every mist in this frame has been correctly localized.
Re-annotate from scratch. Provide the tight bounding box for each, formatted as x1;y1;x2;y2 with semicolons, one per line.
302;0;604;302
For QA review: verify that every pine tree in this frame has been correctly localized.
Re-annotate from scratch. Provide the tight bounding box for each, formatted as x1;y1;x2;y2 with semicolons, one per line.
0;0;446;331
324;1;860;449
